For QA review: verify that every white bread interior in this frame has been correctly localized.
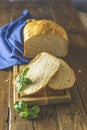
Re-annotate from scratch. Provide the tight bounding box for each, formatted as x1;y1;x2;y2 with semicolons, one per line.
17;52;60;95
24;34;68;58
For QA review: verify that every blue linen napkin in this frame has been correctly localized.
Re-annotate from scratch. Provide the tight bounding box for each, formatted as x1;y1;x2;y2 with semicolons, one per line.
0;10;32;70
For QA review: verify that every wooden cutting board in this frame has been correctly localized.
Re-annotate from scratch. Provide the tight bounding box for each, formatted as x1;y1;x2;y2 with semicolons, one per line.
13;65;71;105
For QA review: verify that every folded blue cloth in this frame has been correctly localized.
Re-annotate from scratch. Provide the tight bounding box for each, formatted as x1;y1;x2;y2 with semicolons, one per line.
0;10;32;70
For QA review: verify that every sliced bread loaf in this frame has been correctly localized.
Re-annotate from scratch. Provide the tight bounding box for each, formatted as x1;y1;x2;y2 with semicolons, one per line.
48;59;76;90
15;52;60;96
23;19;69;58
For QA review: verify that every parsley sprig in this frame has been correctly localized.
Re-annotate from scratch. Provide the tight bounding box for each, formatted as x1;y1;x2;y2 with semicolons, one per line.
16;68;32;94
14;101;40;120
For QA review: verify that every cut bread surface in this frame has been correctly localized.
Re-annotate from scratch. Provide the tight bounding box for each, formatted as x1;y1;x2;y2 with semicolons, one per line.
23;19;68;58
15;52;60;96
24;34;68;58
48;59;76;90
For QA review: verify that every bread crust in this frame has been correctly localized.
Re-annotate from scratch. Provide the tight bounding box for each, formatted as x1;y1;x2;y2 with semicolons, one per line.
48;59;76;90
24;19;68;41
23;19;69;58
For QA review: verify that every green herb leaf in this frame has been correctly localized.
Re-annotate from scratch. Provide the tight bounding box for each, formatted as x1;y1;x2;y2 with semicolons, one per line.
22;68;29;77
23;78;32;85
18;101;28;111
14;101;40;120
16;75;23;82
31;106;40;114
27;106;40;120
19;111;29;118
16;83;27;94
14;102;21;112
14;101;28;112
16;67;32;94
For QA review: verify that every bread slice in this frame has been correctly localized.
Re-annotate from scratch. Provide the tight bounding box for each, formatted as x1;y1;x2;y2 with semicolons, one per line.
48;59;76;90
15;52;60;96
23;19;69;58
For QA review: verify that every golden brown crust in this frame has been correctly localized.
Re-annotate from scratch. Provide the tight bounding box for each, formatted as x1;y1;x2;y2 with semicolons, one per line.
23;19;68;42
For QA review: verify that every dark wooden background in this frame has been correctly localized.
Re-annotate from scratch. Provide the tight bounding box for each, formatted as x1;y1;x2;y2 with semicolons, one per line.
0;0;87;130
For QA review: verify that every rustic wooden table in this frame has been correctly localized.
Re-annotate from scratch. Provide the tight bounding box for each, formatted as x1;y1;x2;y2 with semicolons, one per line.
0;0;87;130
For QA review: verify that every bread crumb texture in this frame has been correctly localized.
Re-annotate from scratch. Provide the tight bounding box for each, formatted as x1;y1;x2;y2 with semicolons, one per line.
48;59;76;90
21;52;60;95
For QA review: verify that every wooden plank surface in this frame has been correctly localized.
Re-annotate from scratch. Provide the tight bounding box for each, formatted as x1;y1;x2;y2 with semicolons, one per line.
49;1;87;129
0;2;12;130
49;0;87;113
0;0;87;130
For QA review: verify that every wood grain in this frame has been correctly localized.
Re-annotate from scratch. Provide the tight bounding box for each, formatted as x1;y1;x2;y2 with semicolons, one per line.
0;2;12;130
48;0;87;129
0;0;87;130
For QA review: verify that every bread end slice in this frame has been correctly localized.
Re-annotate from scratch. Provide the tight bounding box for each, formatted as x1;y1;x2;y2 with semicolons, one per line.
48;59;76;90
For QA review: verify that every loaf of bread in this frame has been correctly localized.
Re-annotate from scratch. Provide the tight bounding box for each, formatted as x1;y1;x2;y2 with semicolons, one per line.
23;19;69;58
48;59;76;90
15;52;60;96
